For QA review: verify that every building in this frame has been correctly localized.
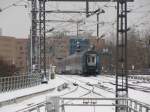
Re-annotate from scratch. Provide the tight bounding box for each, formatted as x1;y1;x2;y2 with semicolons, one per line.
0;36;16;65
0;36;28;74
89;36;105;52
69;36;105;55
46;35;105;66
69;37;90;55
0;34;106;74
46;36;69;66
15;39;28;73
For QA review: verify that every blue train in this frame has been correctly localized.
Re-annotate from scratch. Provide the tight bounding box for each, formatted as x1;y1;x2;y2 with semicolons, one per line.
56;48;101;76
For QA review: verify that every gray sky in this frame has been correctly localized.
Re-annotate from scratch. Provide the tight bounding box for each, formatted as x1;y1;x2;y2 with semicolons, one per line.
0;0;30;38
0;0;150;39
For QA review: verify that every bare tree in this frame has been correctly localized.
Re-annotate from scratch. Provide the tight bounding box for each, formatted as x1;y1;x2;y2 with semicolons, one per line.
105;28;148;71
0;57;19;77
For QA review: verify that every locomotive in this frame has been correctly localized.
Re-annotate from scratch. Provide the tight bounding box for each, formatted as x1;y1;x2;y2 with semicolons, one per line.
56;47;101;76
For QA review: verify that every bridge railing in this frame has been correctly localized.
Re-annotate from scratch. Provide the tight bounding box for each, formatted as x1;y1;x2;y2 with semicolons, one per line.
128;98;150;112
0;73;48;93
14;97;150;112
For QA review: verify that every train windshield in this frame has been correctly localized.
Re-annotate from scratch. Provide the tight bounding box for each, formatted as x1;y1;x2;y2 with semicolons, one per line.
87;54;96;66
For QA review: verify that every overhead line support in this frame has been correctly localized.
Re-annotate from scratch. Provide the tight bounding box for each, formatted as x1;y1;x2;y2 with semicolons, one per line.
39;0;47;80
116;0;128;112
31;0;38;73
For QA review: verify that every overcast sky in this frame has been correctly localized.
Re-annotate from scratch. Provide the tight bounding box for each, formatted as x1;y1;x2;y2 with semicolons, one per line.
0;0;150;39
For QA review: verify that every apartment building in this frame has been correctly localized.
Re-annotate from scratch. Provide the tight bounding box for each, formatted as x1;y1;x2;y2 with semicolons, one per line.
46;36;69;66
16;39;28;73
0;36;28;74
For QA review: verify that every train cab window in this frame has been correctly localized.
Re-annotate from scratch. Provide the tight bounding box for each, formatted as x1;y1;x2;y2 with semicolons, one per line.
88;57;90;62
92;57;95;63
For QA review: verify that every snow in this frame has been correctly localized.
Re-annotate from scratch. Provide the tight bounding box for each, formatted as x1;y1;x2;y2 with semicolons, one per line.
0;77;65;103
0;80;76;112
60;75;150;105
0;75;150;112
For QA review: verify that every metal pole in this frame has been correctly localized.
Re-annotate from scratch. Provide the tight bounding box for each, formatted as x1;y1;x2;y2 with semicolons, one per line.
77;22;79;37
97;13;100;37
116;0;128;111
31;0;38;71
39;0;47;83
148;39;150;68
86;0;89;17
30;29;33;74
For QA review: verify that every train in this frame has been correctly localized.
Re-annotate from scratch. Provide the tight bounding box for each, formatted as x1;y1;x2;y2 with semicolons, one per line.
56;48;101;76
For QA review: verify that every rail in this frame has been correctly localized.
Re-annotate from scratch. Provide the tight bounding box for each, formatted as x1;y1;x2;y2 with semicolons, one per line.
0;73;50;93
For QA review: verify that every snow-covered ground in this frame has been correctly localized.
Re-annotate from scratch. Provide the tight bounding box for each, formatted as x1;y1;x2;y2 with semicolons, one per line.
0;74;150;112
59;75;150;104
0;77;71;112
0;77;65;103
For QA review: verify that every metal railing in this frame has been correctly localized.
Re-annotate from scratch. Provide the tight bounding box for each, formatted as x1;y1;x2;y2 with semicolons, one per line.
128;70;150;75
0;73;49;93
102;70;150;75
102;71;150;82
128;75;150;82
15;101;46;112
15;97;150;112
128;98;150;112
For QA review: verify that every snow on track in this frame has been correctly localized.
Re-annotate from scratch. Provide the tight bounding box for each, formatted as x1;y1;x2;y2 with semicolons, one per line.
1;74;150;112
59;75;150;105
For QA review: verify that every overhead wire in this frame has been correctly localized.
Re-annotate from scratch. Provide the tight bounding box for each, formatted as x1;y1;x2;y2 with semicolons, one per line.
0;0;27;12
129;2;150;13
45;1;107;35
127;1;150;28
92;1;150;34
46;1;150;37
74;3;112;36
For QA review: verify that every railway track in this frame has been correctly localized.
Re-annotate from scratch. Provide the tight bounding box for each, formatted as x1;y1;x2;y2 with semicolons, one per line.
14;76;105;112
91;75;150;93
57;75;104;97
0;77;80;112
13;75;150;112
58;75;112;97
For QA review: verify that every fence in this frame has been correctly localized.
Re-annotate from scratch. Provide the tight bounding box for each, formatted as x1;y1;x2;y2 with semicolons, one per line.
15;97;150;112
0;73;49;93
128;98;150;112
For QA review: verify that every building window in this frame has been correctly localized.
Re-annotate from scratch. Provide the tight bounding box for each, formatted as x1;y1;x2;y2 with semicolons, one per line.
20;52;24;54
20;61;23;66
18;57;22;59
20;46;23;50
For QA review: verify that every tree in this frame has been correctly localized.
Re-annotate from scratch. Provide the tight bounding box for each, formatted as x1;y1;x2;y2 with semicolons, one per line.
143;30;150;68
105;28;148;71
0;57;19;77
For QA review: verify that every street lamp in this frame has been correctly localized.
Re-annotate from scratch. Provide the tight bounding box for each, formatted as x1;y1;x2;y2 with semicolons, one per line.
46;28;55;33
12;4;28;8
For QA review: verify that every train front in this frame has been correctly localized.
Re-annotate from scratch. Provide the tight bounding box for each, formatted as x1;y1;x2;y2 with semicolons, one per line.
83;50;101;76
